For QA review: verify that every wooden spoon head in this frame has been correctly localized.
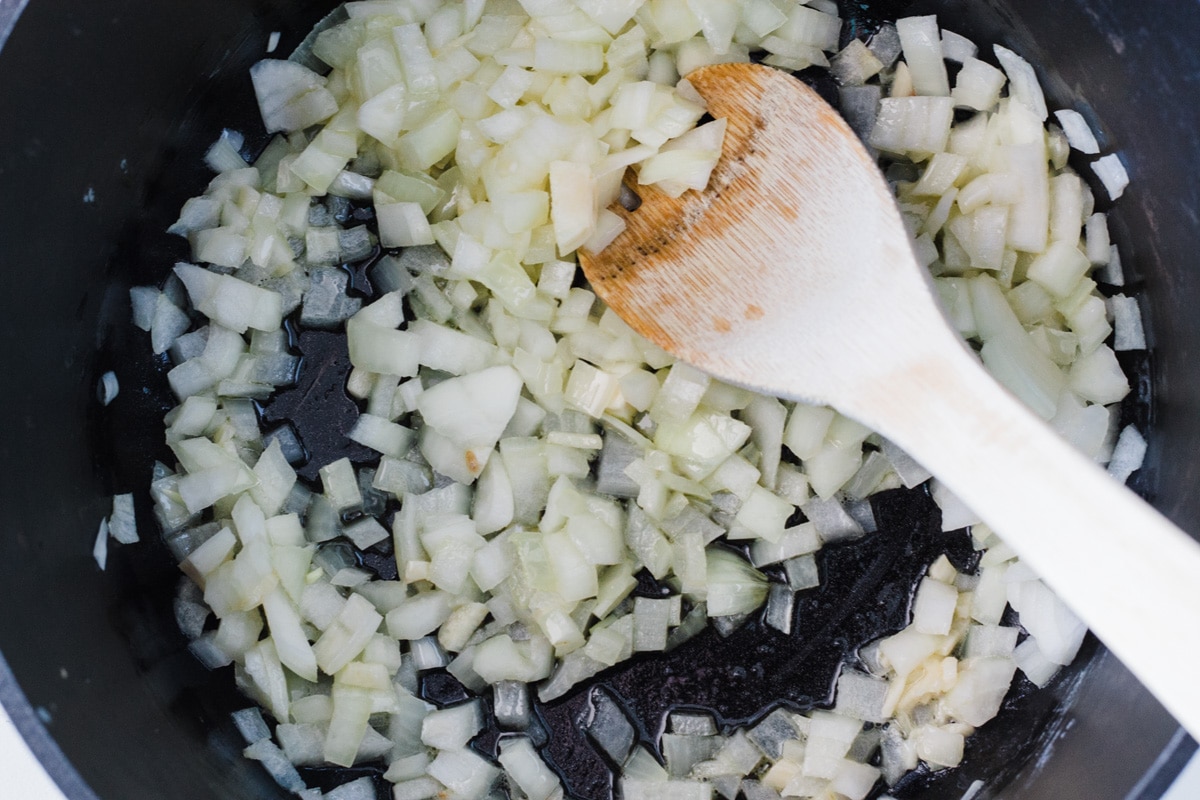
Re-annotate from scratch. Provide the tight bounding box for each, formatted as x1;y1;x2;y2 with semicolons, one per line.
579;63;932;406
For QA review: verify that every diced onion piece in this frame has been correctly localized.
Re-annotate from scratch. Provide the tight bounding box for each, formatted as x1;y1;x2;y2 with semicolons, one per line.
1025;241;1091;298
205;129;249;173
833;669;889;724
729;486;791;542
1003;140;1051;254
498;737;562;800
416;366;522;453
250;59;338;134
427;748;500;800
803;496;862;544
549;160;597;255
878;627;944;678
262;587;318;682
1053;109;1101;154
108;493;139;544
422;700;483;750
1092;153;1130;200
582;209;628;253
1012;637;1061;687
1008;578;1086;666
1068;344;1129;405
399;109;462;172
951;57;1005;111
175;263;283;334
348;414;414;459
1108;424;1148;484
346;320;420;378
895;16;949;97
830;39;883;87
243;638;290;722
378;202;435;247
939;29;977;63
93;519;109;570
244;739;305;793
870;96;954;156
965;624;1019;660
622;778;713;800
388;591;453;641
534;38;605;75
313;593;383;676
830;760;883;800
930;481;984;533
993;44;1047;120
704;548;768;617
324;683;372;768
97;370;120;406
319;458;362;512
1084;212;1111;266
912;725;964;770
910;576;958;635
1109;294;1146;352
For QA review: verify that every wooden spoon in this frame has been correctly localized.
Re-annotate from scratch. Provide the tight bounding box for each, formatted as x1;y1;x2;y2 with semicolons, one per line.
579;62;1200;739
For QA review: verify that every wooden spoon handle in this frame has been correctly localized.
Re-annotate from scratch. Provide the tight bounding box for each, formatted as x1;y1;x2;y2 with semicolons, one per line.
840;336;1200;739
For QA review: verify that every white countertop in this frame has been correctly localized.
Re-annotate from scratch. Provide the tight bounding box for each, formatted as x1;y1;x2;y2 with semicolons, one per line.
0;704;69;798
1166;756;1200;800
0;701;1196;798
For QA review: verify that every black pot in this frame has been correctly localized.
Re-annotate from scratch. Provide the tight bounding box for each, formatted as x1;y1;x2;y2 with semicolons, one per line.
0;1;1195;798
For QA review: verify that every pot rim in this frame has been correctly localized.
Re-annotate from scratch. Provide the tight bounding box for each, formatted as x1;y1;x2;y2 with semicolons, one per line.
0;0;28;51
0;650;98;800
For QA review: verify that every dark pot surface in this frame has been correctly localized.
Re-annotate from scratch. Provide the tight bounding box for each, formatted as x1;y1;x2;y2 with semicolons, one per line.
0;1;1195;798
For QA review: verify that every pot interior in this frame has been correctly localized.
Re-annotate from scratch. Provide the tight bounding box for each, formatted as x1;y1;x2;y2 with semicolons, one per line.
0;1;1194;798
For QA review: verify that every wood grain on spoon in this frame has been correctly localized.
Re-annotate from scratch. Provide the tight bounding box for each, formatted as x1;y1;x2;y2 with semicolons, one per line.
580;62;1200;739
582;63;932;411
583;64;864;357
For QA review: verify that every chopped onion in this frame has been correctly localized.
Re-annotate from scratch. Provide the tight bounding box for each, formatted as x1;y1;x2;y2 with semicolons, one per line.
132;6;1146;799
205;129;249;173
498;737;561;800
833;669;888;724
895;16;949;97
911;577;958;635
830;40;883;87
1092;153;1130;200
326;776;375;800
942;657;1017;726
1008;578;1086;666
93;518;109;570
1107;424;1148;484
421;700;483;751
763;584;795;634
1109;294;1146;351
244;739;306;793
108;493;139;544
97;370;120;406
427;748;500;800
250;60;338;134
939;29;977;63
231;707;271;745
802;497;863;544
1012;637;1060;687
704;549;768;617
930;480;982;531
1053;109;1101;154
993;44;1047;120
